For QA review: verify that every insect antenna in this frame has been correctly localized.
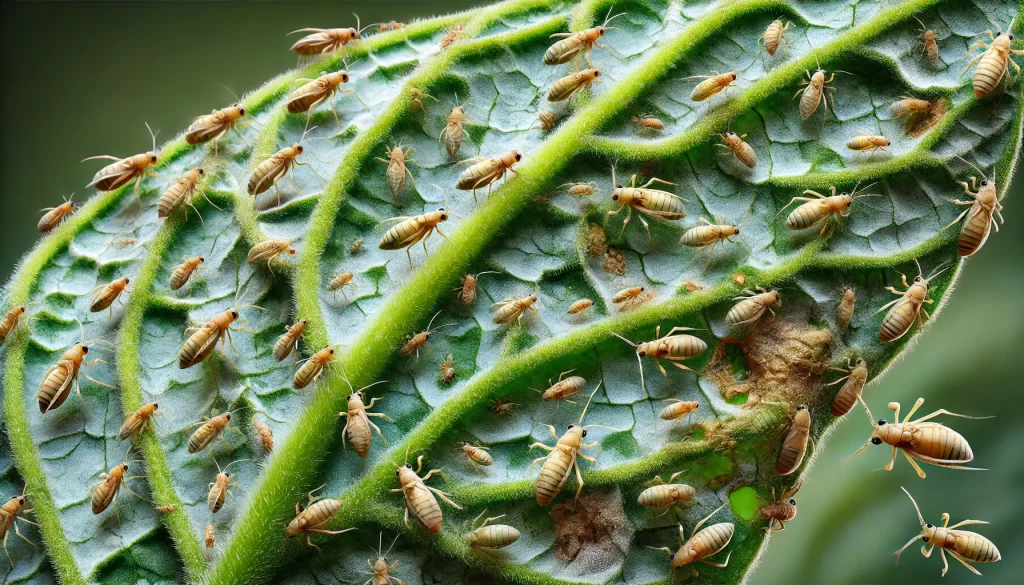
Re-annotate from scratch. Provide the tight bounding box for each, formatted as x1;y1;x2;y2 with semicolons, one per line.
894;487;927;564
954;154;990;182
145;121;160;152
576;382;602;425
841;397;879;464
611;332;648;393
354;13;380;38
602;7;626;30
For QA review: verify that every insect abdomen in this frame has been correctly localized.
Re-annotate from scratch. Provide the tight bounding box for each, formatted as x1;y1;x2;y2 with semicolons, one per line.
948;531;1001;563
472;525;520;548
958;205;992;256
726;299;762;326
248;157;287;195
764;22;783;55
293;360;323;390
535;453;571;505
209;485;226;513
347;414;372;457
544;36;582;65
37;363;73;412
660;401;699;420
911;425;973;462
831;378;865;417
879;300;917;342
638;484;695;508
188;424;218;453
91;478;118;513
973;52;1007;98
799;84;822;120
379;218;423;250
691;523;735;560
786;200;829;229
408;485;444;532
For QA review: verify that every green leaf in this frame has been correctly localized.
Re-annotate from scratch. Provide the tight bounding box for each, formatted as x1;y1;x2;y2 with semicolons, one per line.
1;0;1021;584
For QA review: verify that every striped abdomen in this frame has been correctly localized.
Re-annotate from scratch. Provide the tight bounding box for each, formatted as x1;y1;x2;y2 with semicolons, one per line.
837;290;855;330
831;373;867;417
186;113;229;144
90;280;127;312
38;204;75;232
180;323;223;368
0;306;25;346
891;98;930;119
958;203;994;257
170;258;202;291
37;361;75;413
799;80;823;120
660;400;699;420
879;298;920;343
544;34;585;65
674;523;734;567
406;483;443;532
462;445;493;466
541;376;586;401
567;299;593;314
690;73;734;101
776;412;810;475
536;449;573;505
92;471;124;514
293;358;324;390
973;50;1008;98
905;423;973;463
274;323;305;361
457;160;503;190
727;139;757;168
287;80;330;113
443;122;464;157
632;190;686;219
188;422;221;453
91;159;138;191
759;501;797;522
726;298;767;326
638;484;695;509
786;199;832;229
208;481;227;513
922;35;939;69
680;225;724;247
248;155;288;195
380;217;427;249
118;403;157;440
547;70;595;102
662;335;707;358
763;21;784;56
467;524;520;549
938;529;1000;563
385;158;406;195
158;177;193;218
286;498;341;536
346;413;372;457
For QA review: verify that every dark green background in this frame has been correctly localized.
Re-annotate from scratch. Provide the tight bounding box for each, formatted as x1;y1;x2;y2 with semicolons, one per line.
2;2;1021;584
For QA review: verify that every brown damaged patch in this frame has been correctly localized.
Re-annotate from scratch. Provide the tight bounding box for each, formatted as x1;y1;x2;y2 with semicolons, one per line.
905;97;947;138
587;224;608;257
707;318;832;405
603;248;627;275
551;489;630;569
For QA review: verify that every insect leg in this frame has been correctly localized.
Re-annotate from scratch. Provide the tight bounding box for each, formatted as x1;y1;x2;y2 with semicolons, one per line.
700;551;732;568
74;375;96;418
948;550;983;576
366;418;388;447
903;451;928;479
882;446;899;471
425;486;462;509
947;519;989;529
570;455;585;505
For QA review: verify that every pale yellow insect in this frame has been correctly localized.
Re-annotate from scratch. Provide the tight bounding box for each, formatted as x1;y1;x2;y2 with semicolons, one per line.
660;399;699;423
686;71;737;109
180;307;251;369
87;277;131;315
726;286;781;327
0;485;37;568
440;354;456;386
794;65;836;124
273;319;307;362
0;306;28;348
846;131;890;158
247;238;296;277
567;299;594;315
285;486;354;551
637;471;695;517
873;261;947;343
409;87;437;111
944;160;1003;257
328;272;355;300
648;503;734;576
492;293;539;325
611;286;652;312
915;18;940;69
455;271;497;306
339;381;391;458
186;104;246;155
83;122;159;204
962;20;1023;98
158;167;217;224
530;385;619;506
287;69;360;129
362;533;403;585
679;217;742;268
440;24;465;50
439;102;470;157
155;504;175;514
91;459;144;524
456;150;522;203
776;404;810;476
543;8;623;67
890;96;931;123
633;114;665;133
613;325;707;391
378;207;450;266
780;182;877;236
252;419;274;453
458;443;493;467
608;166;686;245
760;19;792;58
717;131;757;168
392;454;462;533
463;511;520;562
537;111;560;131
547;68;601;102
379;21;405;33
350;238;364;254
37;340;113;416
169;256;205;293
186;411;243;454
205;524;215;549
399;311;450;359
489;399;520;419
38;195;77;233
828;357;869;417
560;181;597;197
757;481;801;532
846;398;987;478
536;370;586;404
207;458;244;514
836;287;856;330
896;487;1001;576
375;145;416;196
246;127;325;206
118;402;160;441
288;14;372;57
293;345;341;390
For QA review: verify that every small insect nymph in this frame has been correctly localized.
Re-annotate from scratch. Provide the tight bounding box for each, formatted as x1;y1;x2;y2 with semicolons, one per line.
726;286;781;327
440;354;456;386
836;287;856;330
246;126;326;206
895;487;1001;576
169;256;205;294
399;311;451;359
717;131;757;168
91;457;145;526
456;151;522;203
679;217;742;269
118;402;160;441
1;484;37;567
83;122;159;206
543;8;623;67
613;325;706;391
253;419;274;453
455;271;497;306
567;299;594;315
757;481;801;532
915;17;940;69
637;471;695;517
392;452;462;533
185;411;244;454
686;71;737;111
760;19;793;58
780;181;878;237
845;398;987;478
378;206;450;266
339;381;392;458
828;357;869;417
463;511;520;561
328;271;355;301
288;13;372;57
288;68;362;130
247;238;296;277
207;458;246;514
776;404;810;476
293;345;341;390
648;503;735;576
37;334;115;416
492;293;539;325
284;485;354;550
962;19;1023;98
363;533;403;584
944;158;1002;257
611;286;652;312
186;104;247;155
375;145;416;196
846;131;890;158
873;260;947;343
38;194;78;233
458;442;493;467
608;166;686;246
0;305;29;348
439;98;471;157
536;370;586;405
158;167;217;224
547;68;601;102
633;114;665;134
795;64;837;125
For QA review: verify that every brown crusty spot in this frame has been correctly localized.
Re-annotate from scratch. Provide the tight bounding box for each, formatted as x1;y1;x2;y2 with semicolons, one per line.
551;489;629;569
587;224;608;257
603;248;626;275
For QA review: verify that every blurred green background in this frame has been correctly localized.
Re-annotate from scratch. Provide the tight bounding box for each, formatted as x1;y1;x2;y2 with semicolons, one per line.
1;2;1020;584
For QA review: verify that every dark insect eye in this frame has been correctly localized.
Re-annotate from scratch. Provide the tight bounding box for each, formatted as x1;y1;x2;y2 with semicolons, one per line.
82;346;89;353
923;536;929;542
594;70;600;76
669;553;675;561
297;145;304;153
567;424;575;430
342;74;349;82
638;350;646;356
996;32;1002;36
198;168;205;175
232;311;239;319
395;469;401;476
405;463;412;469
225;472;231;477
871;437;882;445
981;180;989;186
1010;34;1015;40
441;214;448;221
357;391;363;397
151;156;158;163
225;414;232;420
878;419;887;425
612;194;619;200
199;256;205;262
582;429;588;437
239;108;245;115
123;464;129;470
926;523;934;529
914;276;922;282
789;499;796;505
328;348;334;354
515;153;522;161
